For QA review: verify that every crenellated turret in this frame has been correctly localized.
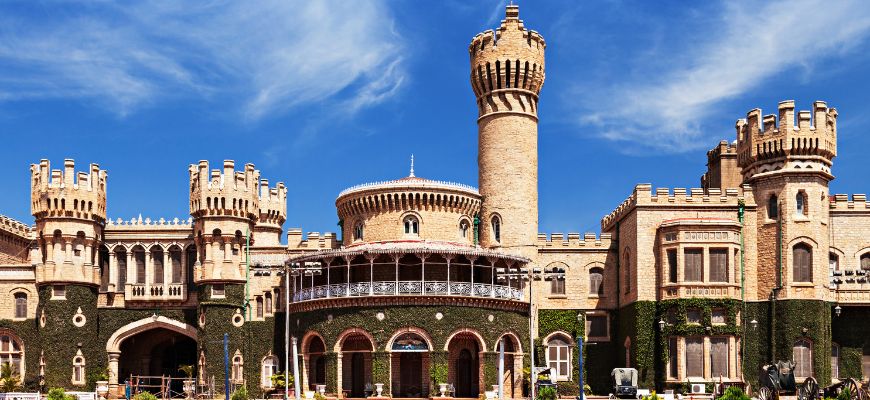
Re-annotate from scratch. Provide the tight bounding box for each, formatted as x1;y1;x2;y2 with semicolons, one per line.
29;159;107;287
188;160;286;282
254;178;287;246
736;100;837;181
474;5;544;256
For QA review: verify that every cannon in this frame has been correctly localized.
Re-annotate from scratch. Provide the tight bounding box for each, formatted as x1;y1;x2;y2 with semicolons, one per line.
798;376;863;400
757;361;798;400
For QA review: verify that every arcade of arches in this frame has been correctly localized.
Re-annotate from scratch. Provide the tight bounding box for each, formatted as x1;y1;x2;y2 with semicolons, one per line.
300;329;523;399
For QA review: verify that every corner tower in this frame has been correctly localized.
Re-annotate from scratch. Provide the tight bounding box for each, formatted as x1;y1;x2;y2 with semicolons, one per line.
471;5;545;253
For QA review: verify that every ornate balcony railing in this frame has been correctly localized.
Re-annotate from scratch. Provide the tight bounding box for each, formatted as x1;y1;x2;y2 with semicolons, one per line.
126;283;186;301
293;280;523;302
660;283;740;299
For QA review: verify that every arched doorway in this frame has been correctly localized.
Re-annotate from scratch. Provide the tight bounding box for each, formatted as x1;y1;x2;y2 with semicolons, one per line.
340;333;373;398
447;332;481;398
107;317;198;394
390;332;430;398
305;336;327;391
495;334;522;399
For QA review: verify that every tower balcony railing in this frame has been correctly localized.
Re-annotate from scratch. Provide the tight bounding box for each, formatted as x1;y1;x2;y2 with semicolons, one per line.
293;280;523;302
126;283;186;301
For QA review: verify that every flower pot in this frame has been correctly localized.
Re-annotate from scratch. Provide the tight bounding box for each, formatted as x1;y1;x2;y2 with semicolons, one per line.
183;379;195;398
316;385;326;395
439;383;448;398
96;380;110;399
375;383;384;397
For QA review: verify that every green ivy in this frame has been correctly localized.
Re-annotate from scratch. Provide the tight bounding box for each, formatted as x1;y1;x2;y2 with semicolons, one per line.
830;305;869;381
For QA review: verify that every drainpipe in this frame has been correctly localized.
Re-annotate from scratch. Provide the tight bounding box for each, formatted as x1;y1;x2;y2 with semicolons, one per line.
473;214;480;246
738;200;746;381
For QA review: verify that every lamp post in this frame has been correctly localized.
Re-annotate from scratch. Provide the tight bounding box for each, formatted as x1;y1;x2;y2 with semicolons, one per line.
576;313;584;400
286;262;323;400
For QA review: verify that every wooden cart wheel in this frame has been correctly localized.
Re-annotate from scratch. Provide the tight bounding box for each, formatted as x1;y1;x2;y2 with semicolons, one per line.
800;377;819;400
758;386;772;400
845;378;862;400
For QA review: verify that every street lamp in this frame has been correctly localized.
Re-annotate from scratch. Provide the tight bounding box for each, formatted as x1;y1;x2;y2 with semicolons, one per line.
834;305;842;317
750;319;758;331
658;319;666;332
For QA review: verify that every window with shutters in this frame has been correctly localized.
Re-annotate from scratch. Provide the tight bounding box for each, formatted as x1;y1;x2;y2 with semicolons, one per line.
684;249;703;282
170;248;183;283
710;337;729;379
589;267;604;296
265;292;273;315
832;343;840;379
793;339;813;378
793;244;813;283
546;334;572;381
153;248;164;284
667;249;677;283
861;253;870;271
709;249;729;282
668;337;678;379
685;337;704;378
135;249;146;284
14;293;27;319
256;296;264;318
586;314;609;341
687;309;702;325
550;276;565;295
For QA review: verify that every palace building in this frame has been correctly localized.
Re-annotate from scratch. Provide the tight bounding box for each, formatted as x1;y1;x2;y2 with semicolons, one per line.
1;5;869;399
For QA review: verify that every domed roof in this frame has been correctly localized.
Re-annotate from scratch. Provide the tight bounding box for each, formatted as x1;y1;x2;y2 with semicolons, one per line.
337;157;479;199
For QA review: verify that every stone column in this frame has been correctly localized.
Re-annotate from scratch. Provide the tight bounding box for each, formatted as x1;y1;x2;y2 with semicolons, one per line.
108;352;121;394
64;238;73;264
108;250;117;292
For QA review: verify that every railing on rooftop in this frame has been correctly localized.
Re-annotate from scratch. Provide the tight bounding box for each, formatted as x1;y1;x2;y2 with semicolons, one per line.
293;280;522;302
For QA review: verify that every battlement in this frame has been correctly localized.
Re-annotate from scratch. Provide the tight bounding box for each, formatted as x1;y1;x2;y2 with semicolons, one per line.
256;179;287;230
286;229;340;250
536;232;613;250
189;160;265;221
706;140;737;163
829;194;870;212
601;184;755;231
469;5;546;101
736;100;837;178
30;159;107;222
0;214;32;239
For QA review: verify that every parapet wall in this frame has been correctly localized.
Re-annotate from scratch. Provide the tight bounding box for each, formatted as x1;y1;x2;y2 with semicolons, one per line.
189;160;286;225
601;184;755;231
536;232;612;250
1;215;32;239
830;194;870;212
106;216;193;230
30;159;107;222
286;229;340;250
257;178;287;230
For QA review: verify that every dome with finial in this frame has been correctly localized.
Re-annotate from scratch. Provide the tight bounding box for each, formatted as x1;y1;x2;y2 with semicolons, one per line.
335;157;481;246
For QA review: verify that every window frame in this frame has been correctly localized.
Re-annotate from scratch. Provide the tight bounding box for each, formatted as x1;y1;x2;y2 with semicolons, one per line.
585;313;610;342
831;342;840;380
14;292;27;319
709;337;730;379
792;244;813;283
549;275;566;296
793;339;813;379
261;355;279;388
72;355;86;385
545;333;572;381
683;248;704;282
684;336;705;379
709;248;729;283
589;266;604;297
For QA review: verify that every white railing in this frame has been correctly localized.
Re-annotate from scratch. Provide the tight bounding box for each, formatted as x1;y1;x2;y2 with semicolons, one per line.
293;280;523;302
0;393;42;400
127;283;185;301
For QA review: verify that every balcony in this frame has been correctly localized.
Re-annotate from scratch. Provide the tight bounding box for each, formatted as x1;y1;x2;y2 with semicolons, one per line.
127;283;186;301
661;283;741;299
293;280;523;302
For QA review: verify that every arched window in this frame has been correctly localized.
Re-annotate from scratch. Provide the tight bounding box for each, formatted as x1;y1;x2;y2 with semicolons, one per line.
152;247;164;284
793;244;813;283
459;220;469;240
170;246;183;284
793;339;813;377
116;249;128;289
231;351;244;383
72;354;86;385
0;331;24;378
796;191;808;216
265;292;273;315
768;194;779;219
589;267;604;296
133;247;146;284
832;343;840;379
861;253;870;271
261;355;279;388
353;223;364;241
545;333;572;381
256;296;264;318
14;293;27;319
623;250;631;293
404;216;419;236
491;216;501;243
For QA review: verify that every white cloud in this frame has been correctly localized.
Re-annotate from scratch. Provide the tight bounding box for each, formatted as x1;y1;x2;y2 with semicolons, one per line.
0;1;406;118
573;0;870;152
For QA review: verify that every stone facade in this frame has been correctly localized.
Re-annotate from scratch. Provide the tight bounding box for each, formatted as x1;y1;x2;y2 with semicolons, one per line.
1;4;869;398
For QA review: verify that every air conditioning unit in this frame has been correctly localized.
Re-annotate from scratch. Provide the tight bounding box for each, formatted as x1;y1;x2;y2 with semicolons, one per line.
690;384;706;394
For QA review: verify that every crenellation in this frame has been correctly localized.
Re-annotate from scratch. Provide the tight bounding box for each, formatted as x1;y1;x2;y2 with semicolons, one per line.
30;159;108;222
830;193;870;211
286;231;339;250
536;231;613;249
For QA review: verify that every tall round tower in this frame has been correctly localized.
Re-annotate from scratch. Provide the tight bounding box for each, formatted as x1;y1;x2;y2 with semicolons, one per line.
471;5;545;254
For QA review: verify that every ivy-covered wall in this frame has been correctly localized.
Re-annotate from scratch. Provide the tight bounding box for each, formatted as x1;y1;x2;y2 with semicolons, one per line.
616;302;657;389
535;309;587;396
37;285;101;390
289;304;529;396
0;317;40;390
831;305;869;381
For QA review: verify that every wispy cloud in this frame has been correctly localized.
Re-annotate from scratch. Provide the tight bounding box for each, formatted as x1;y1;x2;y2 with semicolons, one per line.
570;0;870;153
0;1;406;118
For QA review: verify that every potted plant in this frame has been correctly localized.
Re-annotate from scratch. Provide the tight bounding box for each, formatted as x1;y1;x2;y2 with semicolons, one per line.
375;383;384;397
94;369;111;399
1;362;22;393
269;372;294;398
439;383;448;397
178;365;196;398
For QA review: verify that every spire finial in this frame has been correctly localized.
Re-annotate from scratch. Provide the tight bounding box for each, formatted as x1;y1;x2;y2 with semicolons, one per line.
409;154;415;177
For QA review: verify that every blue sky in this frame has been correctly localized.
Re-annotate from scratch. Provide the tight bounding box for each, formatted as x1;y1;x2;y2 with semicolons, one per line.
2;0;870;239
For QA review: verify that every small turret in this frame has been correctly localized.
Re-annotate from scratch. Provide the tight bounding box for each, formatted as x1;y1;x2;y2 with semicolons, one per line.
29;159;107;287
189;160;260;221
736;100;837;181
254;178;287;246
